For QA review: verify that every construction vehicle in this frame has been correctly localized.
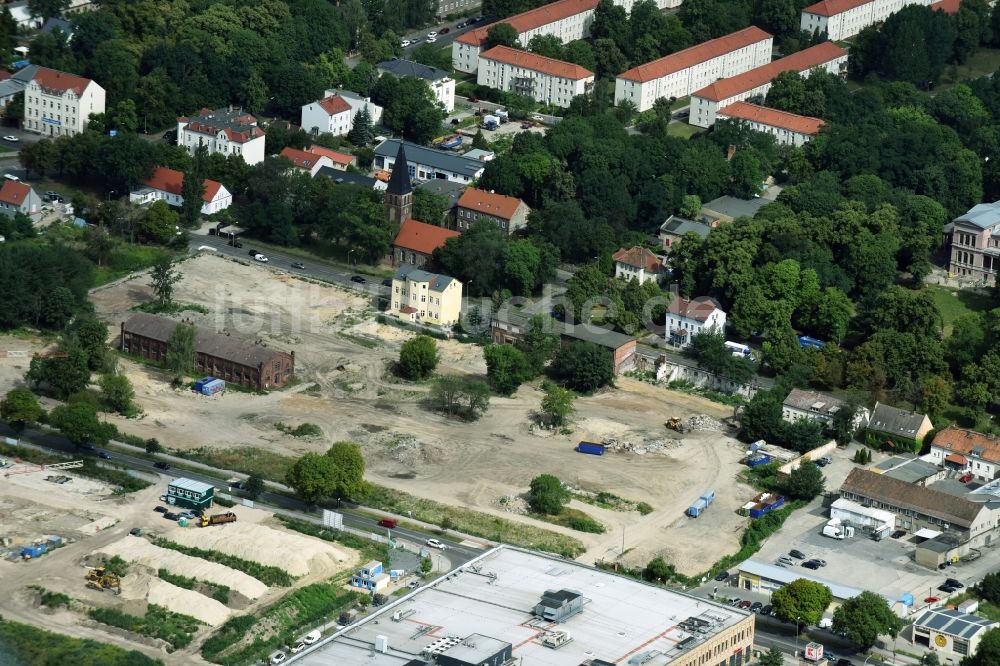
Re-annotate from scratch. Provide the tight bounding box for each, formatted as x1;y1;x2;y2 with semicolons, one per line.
85;566;121;593
665;417;687;433
200;511;237;527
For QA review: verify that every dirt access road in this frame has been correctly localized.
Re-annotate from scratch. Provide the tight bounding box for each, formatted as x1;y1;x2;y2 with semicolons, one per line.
91;254;756;574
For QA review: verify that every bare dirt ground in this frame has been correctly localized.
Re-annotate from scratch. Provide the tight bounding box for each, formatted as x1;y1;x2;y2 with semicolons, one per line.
89;254;757;575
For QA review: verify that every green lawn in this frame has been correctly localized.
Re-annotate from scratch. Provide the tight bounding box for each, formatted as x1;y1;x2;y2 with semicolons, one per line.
938;49;1000;88
94;245;174;286
669;96;690;111
667;122;702;139
925;284;993;336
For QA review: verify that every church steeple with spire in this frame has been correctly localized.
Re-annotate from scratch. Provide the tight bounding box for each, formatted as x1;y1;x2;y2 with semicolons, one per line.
384;142;413;224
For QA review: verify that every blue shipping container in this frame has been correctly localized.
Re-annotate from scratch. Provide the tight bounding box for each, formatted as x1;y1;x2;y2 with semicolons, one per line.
746;454;772;468
687;498;708;517
577;442;605;456
749;495;784;518
750;440;766;452
21;544;47;558
201;379;225;396
798;335;826;349
700;490;716;505
194;376;216;392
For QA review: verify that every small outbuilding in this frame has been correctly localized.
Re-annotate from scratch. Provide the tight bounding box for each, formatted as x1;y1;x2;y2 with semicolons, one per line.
166;477;215;511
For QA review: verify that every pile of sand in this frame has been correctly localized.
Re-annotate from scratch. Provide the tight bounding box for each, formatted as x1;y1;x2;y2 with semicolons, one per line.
164;522;354;578
96;537;268;599
119;572;231;626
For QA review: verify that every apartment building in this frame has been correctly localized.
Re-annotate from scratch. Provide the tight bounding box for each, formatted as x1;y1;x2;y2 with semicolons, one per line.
949;200;1000;286
377;59;456;113
665;296;727;347
390;265;464;327
716;101;825;146
615;27;773;112
801;0;932;42
456;187;530;234
612;246;664;284
477;46;594;107
23;66;105;138
689;42;848;128
176;107;265;165
452;0;600;73
930;426;1000;483
129;166;232;215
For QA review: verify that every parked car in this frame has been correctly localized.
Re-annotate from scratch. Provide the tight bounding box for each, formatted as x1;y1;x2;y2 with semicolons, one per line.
229;240;243;248
163;512;178;521
738;600;753;609
400;39;411;47
378;518;397;529
291;262;305;269
521;122;533;129
350;275;366;284
290;642;306;654
811;558;827;567
750;602;763;613
802;560;821;570
44;190;59;200
761;604;773;616
945;578;964;589
728;597;741;607
154;461;170;470
789;549;806;559
2;135;18;142
714;571;729;581
247;248;259;256
960;473;973;483
129;527;142;536
254;254;269;262
426;36;437;42
924;596;940;603
154;506;168;513
891;530;906;539
302;630;321;645
178;511;196;519
162;130;177;143
269;650;287;665
425;538;446;549
408;580;420;589
98;451;111;459
450;118;461;124
427;31;437;37
382;278;392;287
938;583;959;593
440;26;450;33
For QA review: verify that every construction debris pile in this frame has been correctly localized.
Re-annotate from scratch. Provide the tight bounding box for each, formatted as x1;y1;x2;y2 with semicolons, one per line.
686;414;725;432
492;495;530;515
600;436;682;455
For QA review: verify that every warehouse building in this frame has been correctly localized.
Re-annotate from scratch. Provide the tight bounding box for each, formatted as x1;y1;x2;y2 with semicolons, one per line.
120;313;295;391
737;560;863;602
296;545;755;666
911;607;998;659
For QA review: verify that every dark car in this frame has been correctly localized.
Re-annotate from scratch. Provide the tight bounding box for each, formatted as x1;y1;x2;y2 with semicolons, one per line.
382;278;392;287
291;262;305;269
45;190;59;201
837;659;853;666
350;275;366;284
714;571;729;581
451;118;461;124
229;239;243;248
761;604;773;616
750;602;763;613
129;527;142;536
154;461;170;470
248;249;259;256
521;122;533;129
789;549;806;559
440;26;450;33
891;530;906;539
163;512;178;521
802;560;821;570
80;443;97;453
938;583;959;593
162;130;177;144
154;506;168;513
945;578;964;589
98;451;111;459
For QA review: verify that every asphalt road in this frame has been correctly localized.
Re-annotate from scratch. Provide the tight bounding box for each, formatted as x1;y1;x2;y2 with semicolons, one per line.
400;16;492;52
0;422;483;565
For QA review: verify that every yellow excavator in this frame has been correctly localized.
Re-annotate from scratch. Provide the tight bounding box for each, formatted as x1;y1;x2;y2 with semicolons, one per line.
85;566;121;593
665;417;687;433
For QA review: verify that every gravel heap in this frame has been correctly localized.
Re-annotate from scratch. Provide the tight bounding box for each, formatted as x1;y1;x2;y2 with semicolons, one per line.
601;436;682;455
687;414;726;431
492;495;530;514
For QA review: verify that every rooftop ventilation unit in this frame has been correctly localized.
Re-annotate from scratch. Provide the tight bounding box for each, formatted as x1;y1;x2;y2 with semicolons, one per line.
533;589;584;623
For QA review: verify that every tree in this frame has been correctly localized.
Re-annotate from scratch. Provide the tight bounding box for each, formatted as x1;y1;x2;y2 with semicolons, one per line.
729;149;765;198
145;438;163;454
472;130;490;150
72;317;110;372
832;590;903;649
486;23;519;49
679;194;701;219
164;322;196;377
759;647;785;666
738;389;784;443
831;404;859;446
517;315;560;374
141;200;180;245
784;459;825;500
326;441;366;500
48;402;115;448
28;0;70;21
245;474;265;500
179;147;207;228
285;453;338;503
643;556;675;583
484;344;532;395
348;105;374;145
770;578;832;627
550;342;614;393
99;374;136;415
26;346;91;399
411;188;449;225
690;331;757;384
429;376;491;420
540;381;576;427
965;628;1000;666
0;388;41;432
529;474;569;514
398;335;439;380
149;256;181;308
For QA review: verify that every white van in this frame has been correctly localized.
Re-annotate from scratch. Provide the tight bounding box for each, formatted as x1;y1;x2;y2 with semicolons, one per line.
3;173;19;182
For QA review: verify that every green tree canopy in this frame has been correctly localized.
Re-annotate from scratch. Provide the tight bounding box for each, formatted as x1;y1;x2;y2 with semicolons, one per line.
164;322;197;377
485;23;519;49
540;381;576;427
49;401;116;447
529;474;570;514
0;388;41;432
784;459;825;500
398;335;439;380
285;452;338;504
550;341;614;393
325;441;367;500
832;590;903;649
484;344;532;395
771;578;832;627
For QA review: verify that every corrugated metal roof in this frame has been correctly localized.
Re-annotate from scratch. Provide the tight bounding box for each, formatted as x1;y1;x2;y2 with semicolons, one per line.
738;560;864;600
168;477;215;494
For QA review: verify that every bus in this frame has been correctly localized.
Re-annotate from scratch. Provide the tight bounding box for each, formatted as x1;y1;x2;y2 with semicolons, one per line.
724;341;752;358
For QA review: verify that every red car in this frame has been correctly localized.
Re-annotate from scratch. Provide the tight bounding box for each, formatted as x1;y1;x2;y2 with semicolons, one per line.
960;473;973;483
738;600;753;609
440;27;450;34
377;518;397;529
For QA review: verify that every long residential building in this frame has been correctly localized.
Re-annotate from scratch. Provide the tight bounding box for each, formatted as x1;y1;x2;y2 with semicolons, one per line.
801;0;932;42
176;107;265;165
23;66;105;138
478;46;594;107
689;42;848;128
716;101;825;146
614;27;773;112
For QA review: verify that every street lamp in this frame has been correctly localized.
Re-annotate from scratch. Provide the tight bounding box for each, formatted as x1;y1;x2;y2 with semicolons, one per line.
795;616;801;657
347;248;355;266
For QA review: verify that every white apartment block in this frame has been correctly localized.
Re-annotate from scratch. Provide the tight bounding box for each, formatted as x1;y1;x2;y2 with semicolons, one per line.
615;27;773;112
716;101;825;146
665;296;727;348
478;46;594;107
689;41;848;128
301;90;384;138
176;107;265;165
801;0;932;42
377;59;456;113
23;67;105;138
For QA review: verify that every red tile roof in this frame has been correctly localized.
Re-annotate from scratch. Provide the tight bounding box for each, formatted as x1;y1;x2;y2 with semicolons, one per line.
618;27;772;84
718;101;825;135
393;218;460;255
0;71;12;81
143;166;225;203
457;0;600;47
930;0;961;13
932;426;1000;463
0;180;31;206
693;42;847;102
309;145;354;165
458;187;525;220
280;147;324;170
31;66;93;96
479;45;594;80
802;0;871;16
667;296;723;322
612;246;663;273
317;95;352;116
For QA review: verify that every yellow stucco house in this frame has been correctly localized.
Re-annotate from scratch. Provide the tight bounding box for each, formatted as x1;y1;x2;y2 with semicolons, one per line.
390;265;463;327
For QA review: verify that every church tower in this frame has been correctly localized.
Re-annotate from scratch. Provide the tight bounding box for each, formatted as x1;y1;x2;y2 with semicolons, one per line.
384;142;413;224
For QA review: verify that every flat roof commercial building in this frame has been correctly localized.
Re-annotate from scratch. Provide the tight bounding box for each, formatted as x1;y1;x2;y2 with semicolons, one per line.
120;313;295;391
297;546;755;666
737;559;863;601
615;27;773;112
478;46;594;108
716;102;825;147
689;42;848;128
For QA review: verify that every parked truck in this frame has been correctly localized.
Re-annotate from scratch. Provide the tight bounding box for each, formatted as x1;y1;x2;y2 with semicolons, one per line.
200;512;237;527
822;519;853;539
434;134;463;150
481;115;499;130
